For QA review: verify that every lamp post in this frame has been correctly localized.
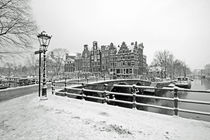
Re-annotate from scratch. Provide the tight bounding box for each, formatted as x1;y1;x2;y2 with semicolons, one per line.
34;48;43;97
37;31;52;99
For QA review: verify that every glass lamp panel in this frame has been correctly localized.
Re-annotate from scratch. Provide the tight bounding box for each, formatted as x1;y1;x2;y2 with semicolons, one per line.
42;36;48;46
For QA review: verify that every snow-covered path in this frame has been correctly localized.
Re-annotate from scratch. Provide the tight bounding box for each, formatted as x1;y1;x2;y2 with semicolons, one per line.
0;93;210;140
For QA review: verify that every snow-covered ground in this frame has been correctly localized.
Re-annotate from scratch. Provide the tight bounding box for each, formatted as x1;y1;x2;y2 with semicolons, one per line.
0;93;210;140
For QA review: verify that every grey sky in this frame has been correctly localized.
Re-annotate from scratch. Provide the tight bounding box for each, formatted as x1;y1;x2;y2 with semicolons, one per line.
31;0;210;70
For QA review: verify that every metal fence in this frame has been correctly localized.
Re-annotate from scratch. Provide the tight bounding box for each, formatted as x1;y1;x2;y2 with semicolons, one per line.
53;82;210;117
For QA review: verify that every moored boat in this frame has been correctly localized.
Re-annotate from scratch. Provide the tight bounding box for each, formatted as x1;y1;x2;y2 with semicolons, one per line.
174;77;191;89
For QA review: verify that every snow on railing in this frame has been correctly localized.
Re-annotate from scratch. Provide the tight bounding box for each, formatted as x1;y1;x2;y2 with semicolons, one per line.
53;82;210;117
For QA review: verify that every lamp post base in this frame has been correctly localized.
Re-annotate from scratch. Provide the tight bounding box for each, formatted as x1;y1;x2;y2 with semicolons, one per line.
41;86;48;100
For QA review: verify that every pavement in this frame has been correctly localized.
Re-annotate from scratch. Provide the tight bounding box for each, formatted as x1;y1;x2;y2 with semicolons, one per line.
0;92;210;140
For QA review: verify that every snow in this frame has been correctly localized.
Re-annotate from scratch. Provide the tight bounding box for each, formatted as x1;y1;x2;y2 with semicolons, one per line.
0;93;210;140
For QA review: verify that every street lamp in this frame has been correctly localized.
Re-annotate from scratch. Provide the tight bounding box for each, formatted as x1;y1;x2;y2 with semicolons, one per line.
34;45;43;97
37;31;52;99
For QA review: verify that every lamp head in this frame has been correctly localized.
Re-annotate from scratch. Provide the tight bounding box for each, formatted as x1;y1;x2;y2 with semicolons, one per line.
37;31;52;50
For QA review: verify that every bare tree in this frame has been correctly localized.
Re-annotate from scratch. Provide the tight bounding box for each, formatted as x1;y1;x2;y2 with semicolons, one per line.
173;59;191;77
151;50;171;78
167;54;174;78
26;53;38;77
204;64;210;76
0;0;37;49
151;50;191;79
46;48;69;80
5;62;13;77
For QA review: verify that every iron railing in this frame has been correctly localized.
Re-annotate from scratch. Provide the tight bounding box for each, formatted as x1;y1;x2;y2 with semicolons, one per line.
53;82;210;117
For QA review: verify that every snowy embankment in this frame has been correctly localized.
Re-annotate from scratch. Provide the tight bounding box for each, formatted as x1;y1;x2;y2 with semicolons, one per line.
0;93;210;140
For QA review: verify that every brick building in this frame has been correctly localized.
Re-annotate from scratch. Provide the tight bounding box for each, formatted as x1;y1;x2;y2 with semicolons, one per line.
64;54;75;73
90;41;101;76
75;53;82;72
143;55;148;74
101;45;110;75
64;41;147;79
113;42;140;78
108;43;117;78
81;45;90;73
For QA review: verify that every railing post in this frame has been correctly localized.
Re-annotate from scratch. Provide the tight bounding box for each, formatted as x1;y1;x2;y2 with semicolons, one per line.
132;85;137;109
64;78;67;90
103;84;108;104
112;94;115;105
81;83;85;100
51;81;55;95
174;87;179;116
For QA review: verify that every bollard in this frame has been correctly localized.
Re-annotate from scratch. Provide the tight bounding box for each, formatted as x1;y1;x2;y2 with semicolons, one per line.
132;85;137;109
174;87;179;116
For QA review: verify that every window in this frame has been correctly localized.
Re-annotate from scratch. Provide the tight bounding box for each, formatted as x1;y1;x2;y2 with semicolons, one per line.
117;69;120;73
129;69;132;73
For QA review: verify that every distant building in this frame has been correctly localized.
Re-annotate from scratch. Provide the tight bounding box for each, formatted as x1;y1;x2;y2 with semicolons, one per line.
90;41;101;76
64;54;75;73
81;45;90;73
64;41;147;79
101;45;110;75
134;42;144;75
108;43;117;78
143;55;148;74
113;42;140;78
75;53;82;72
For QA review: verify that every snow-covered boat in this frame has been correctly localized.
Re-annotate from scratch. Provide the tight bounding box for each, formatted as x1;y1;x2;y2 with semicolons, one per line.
175;77;191;89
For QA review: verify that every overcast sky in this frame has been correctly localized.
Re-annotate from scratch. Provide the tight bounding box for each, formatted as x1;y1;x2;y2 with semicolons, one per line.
31;0;210;70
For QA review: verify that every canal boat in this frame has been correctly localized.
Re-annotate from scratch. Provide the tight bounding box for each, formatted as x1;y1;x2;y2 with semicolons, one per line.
0;78;9;89
174;77;191;89
0;84;8;89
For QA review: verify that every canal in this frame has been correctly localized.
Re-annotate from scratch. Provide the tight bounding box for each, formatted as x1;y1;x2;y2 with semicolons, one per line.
179;78;210;122
148;78;210;122
62;78;210;122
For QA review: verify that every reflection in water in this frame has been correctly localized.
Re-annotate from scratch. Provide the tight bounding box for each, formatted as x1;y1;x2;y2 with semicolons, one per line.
149;78;210;122
179;79;210;122
146;90;173;115
201;78;210;90
146;90;188;116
